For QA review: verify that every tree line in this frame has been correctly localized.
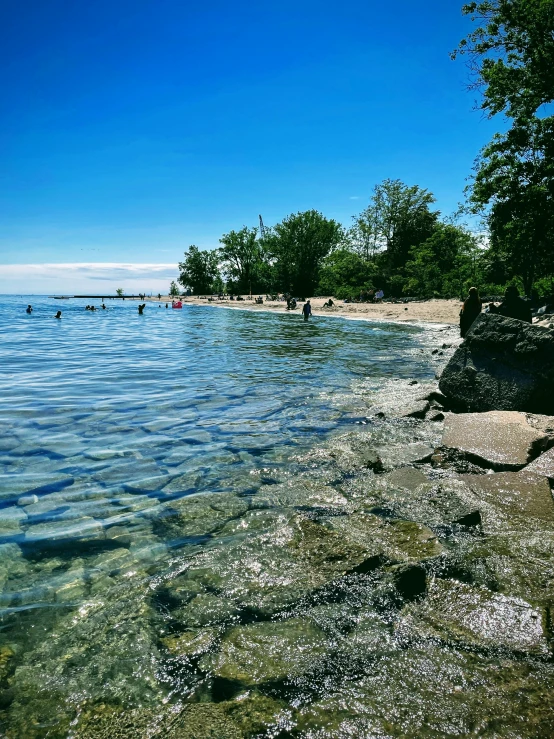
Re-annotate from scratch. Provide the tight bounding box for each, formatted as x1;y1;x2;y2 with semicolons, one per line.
176;1;554;301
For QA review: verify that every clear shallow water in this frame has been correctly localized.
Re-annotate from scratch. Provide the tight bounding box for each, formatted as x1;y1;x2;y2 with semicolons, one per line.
2;296;553;738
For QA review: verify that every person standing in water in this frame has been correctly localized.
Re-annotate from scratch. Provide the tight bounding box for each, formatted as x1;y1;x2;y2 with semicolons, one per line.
302;300;312;321
26;305;32;314
54;310;62;319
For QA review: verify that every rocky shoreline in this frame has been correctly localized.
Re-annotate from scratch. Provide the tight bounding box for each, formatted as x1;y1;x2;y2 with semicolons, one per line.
2;315;554;737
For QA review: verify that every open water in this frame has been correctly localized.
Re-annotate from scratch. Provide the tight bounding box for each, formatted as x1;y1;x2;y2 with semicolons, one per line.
1;296;552;738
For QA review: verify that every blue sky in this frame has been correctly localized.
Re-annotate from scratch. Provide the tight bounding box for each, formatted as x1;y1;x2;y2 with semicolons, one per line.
0;0;501;292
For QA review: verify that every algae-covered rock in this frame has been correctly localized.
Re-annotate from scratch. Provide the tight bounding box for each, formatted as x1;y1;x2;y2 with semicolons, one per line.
177;509;377;618
167;703;242;739
6;579;165;733
373;478;482;529
199;618;327;685
161;628;219;657
296;646;554;738
458;471;554;532
396;578;549;654
440;530;554;605
172;593;240;628
153;492;249;540
325;512;443;562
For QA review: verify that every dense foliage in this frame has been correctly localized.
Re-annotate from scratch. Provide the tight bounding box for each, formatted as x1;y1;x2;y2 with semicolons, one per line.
456;0;554;297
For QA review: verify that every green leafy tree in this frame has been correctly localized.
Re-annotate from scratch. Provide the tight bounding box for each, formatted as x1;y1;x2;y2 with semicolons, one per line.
169;281;180;297
353;180;439;276
178;246;220;294
453;0;554;120
316;249;379;299
404;223;482;298
219;226;265;294
467;116;554;295
267;210;344;296
116;288;124;297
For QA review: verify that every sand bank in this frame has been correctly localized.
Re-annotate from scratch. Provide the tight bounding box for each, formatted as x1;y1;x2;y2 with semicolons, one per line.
153;295;462;325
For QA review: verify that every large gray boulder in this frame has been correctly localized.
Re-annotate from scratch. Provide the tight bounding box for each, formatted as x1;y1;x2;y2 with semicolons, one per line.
439;313;554;413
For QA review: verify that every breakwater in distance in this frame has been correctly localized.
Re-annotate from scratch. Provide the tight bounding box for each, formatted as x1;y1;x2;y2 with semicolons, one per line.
1;295;553;738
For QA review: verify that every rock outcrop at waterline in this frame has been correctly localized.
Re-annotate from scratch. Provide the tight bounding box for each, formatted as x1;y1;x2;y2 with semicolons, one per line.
439;313;554;414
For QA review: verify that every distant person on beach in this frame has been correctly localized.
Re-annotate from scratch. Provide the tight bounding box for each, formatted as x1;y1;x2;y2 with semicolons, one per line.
489;286;532;323
54;310;62;319
323;299;334;308
302;300;312;320
460;286;483;337
375;289;384;302
26;305;32;313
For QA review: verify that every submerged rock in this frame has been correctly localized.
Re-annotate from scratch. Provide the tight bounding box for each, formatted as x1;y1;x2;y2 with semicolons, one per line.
396;578;549;654
441;411;549;471
458;471;554;532
199;617;327;685
439;313;554;413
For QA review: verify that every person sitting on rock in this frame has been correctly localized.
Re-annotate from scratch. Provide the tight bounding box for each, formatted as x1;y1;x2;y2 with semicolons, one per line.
489;285;532;323
459;286;483;337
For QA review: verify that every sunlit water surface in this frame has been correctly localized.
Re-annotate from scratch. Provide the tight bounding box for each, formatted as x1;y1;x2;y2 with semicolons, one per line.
2;296;552;738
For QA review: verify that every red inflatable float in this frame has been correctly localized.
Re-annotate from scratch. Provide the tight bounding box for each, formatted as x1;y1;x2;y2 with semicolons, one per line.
171;301;183;309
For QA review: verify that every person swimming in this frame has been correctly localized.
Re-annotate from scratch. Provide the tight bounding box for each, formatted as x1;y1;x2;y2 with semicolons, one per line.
55;310;62;319
26;305;32;314
138;303;145;314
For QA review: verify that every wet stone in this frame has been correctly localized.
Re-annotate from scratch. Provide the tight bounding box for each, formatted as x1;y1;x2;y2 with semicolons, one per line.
384;467;429;491
399;400;430;419
396;578;549;654
161;627;219;657
296;646;554;738
0;473;75;501
199;617;328;685
458;471;554;532
154;492;250;540
442;411;549;471
326;512;443;563
374;478;482;529
378;442;435;469
524;445;554;483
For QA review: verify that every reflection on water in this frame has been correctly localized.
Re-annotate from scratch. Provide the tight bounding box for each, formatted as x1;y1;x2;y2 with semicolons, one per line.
2;297;552;738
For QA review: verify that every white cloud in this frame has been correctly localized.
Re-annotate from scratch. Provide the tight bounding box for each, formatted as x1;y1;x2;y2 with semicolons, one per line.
0;263;179;295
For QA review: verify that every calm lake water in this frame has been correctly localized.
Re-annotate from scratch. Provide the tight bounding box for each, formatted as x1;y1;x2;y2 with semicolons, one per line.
3;296;551;738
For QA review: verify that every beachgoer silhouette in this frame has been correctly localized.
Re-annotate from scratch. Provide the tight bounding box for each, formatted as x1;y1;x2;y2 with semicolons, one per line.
138;303;145;315
302;300;312;320
489;286;532;323
26;305;32;313
55;311;62;319
460;286;483;337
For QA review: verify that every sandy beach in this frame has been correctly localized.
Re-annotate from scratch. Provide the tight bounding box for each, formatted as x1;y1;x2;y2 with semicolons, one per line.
152;295;462;325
